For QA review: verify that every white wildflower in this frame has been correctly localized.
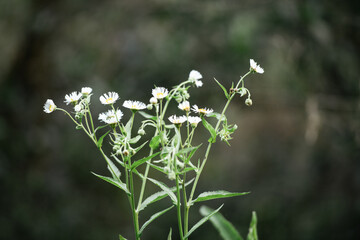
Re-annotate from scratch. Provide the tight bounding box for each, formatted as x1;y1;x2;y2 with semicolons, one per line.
64;91;82;105
168;115;187;124
43;99;56;113
152;87;168;99
250;59;264;74
192;105;213;115
74;104;82;112
189;70;203;87
98;109;123;124
81;87;92;95
187;116;202;127
178;101;190;112
99;92;119;105
123;100;147;110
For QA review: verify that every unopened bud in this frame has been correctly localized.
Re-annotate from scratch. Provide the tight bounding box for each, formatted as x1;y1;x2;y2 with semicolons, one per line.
138;129;145;135
147;104;153;110
150;97;158;104
74;104;82;112
245;98;252;106
123;150;130;156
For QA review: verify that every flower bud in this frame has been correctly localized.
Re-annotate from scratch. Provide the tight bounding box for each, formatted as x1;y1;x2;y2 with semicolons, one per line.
138;129;145;135
147;104;153;110
74;104;82;112
239;88;247;97
123;150;130;156
149;97;158;104
245;98;253;106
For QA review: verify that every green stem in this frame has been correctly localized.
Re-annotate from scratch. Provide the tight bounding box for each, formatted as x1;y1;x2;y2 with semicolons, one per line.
176;174;184;240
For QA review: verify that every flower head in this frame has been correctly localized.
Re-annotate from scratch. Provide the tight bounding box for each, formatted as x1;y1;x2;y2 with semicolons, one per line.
189;70;203;87
100;92;119;105
168;115;187;125
81;87;92;95
64;91;82;105
192;105;213;116
43;99;56;113
123;100;147;110
250;59;264;74
74;104;82;112
152;87;168;99
98;109;123;124
187;116;202;127
178;101;190;112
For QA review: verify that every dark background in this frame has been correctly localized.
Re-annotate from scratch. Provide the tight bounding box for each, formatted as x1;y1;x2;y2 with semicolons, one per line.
1;0;359;239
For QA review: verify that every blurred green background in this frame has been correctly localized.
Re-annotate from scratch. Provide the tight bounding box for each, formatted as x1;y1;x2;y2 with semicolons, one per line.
0;0;359;239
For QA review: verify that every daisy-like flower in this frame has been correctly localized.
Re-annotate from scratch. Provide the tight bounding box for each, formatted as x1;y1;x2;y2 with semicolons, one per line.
189;70;203;87
168;115;187;125
64;91;82;105
192;105;213;116
123;100;147;110
81;87;92;95
99;92;119;105
152;87;168;99
187;116;202;127
43;99;56;113
98;109;123;124
250;59;264;74
178;101;190;112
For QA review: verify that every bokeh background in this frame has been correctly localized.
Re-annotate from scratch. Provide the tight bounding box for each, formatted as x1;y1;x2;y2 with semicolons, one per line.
1;0;359;239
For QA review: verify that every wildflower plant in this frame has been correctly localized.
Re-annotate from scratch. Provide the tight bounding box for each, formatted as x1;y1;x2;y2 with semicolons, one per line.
44;59;264;240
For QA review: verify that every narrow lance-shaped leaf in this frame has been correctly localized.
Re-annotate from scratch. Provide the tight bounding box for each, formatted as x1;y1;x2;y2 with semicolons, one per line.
184;204;224;238
131;152;161;170
202;118;216;143
129;135;141;144
192;191;250;204
138;178;195;212
167;228;172;240
214;78;229;99
200;206;243;240
147;177;177;204
91;172;130;195
138;206;174;236
118;234;127;240
106;156;121;179
138;111;157;120
246;211;258;240
97;130;110;148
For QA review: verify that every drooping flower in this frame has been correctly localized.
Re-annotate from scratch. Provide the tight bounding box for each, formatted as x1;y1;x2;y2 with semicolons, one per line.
168;115;187;124
81;87;92;95
250;59;264;74
152;87;168;99
178;101;190;112
123;100;147;110
189;70;203;87
187;116;202;127
99;92;119;105
74;104;82;112
43;99;56;113
64;91;82;105
98;109;123;124
192;105;213;115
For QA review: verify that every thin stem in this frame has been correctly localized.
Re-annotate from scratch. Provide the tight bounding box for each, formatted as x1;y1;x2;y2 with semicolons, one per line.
176;174;184;240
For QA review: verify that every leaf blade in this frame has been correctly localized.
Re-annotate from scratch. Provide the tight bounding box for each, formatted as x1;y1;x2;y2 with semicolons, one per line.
192;191;250;204
131;152;160;170
91;172;130;195
139;206;174;236
214;78;229;99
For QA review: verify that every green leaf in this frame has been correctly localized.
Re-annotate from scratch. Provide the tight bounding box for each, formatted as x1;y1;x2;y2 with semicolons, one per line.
200;206;243;240
139;206;174;236
138;178;194;212
131;152;160;170
184;204;224;238
214;78;229;99
97;130;110;148
202;118;216;143
138;111;157;120
148;163;168;174
94;124;108;134
192;191;249;204
106;156;121;179
149;135;161;150
129;135;141;144
118;234;127;240
124;118;132;137
91;172;130;195
167;228;172;240
184;144;202;165
148;178;177;204
246;212;258;240
207;112;226;122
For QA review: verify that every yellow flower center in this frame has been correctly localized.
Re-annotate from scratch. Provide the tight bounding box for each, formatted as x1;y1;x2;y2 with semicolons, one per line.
49;105;54;111
156;93;164;98
199;108;206;114
131;105;137;109
106;98;113;103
